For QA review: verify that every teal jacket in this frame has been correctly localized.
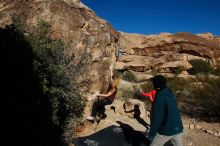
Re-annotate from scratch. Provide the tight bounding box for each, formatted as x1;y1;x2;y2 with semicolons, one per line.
148;87;183;140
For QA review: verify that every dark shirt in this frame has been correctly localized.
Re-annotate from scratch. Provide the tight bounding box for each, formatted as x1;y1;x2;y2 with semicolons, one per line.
148;87;183;140
107;88;117;102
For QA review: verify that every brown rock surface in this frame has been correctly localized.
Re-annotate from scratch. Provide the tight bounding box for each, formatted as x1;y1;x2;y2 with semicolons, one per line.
196;32;213;40
0;0;119;100
117;32;220;77
158;61;192;73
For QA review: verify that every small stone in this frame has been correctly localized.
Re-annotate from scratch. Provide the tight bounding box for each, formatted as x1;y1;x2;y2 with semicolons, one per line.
214;132;218;136
195;125;202;129
189;124;195;129
183;124;188;128
203;129;208;133
207;130;214;135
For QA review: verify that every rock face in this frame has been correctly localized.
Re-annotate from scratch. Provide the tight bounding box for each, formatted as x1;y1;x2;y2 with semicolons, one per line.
158;61;192;73
196;32;213;40
117;32;220;78
0;0;119;99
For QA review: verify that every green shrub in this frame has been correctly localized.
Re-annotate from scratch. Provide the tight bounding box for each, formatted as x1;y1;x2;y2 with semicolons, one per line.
188;59;213;75
122;88;136;99
19;20;85;136
212;62;220;76
140;81;154;92
113;70;123;79
212;68;220;76
167;77;193;95
187;76;220;118
3;19;68;146
123;71;137;82
167;76;220;120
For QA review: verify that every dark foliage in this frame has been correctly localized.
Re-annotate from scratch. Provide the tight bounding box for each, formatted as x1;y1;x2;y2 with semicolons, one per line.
123;71;137;82
1;26;61;146
168;76;220;122
1;19;85;146
188;59;213;75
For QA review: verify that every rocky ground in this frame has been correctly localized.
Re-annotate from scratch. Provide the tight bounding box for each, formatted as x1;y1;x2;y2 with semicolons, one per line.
74;99;220;146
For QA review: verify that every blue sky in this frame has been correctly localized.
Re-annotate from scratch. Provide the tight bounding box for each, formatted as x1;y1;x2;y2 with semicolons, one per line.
81;0;220;36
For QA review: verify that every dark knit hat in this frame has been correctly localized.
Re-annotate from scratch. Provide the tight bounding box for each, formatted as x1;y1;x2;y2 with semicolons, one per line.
150;75;167;89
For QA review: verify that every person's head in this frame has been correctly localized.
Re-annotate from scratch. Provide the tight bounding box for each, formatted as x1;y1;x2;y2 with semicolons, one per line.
111;78;120;88
110;74;120;88
150;75;167;89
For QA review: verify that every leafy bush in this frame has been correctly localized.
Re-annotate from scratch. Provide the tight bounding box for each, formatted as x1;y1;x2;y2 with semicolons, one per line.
3;20;63;145
121;88;136;99
113;70;124;79
212;61;220;76
188;76;220;118
167;76;220;121
188;59;213;75
167;77;194;95
29;20;85;128
140;81;154;92
212;67;220;76
11;19;87;144
122;71;137;82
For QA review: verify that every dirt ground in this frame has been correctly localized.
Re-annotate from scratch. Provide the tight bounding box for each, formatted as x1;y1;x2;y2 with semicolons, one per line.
182;116;220;146
74;100;220;146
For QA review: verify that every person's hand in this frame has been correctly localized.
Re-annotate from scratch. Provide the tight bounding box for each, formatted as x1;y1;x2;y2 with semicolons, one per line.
139;89;143;94
87;91;99;101
149;95;153;102
95;91;100;96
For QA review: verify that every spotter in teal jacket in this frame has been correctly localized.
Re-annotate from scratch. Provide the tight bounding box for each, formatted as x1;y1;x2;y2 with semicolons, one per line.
148;87;183;140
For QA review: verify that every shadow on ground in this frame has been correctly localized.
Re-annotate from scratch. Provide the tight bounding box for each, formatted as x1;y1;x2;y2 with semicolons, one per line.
74;121;150;146
74;120;174;146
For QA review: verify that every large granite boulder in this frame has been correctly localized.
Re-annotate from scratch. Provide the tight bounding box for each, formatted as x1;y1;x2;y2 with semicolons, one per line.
0;0;119;99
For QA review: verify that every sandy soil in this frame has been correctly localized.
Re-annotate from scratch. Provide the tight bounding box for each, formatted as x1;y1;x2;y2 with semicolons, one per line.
74;100;220;146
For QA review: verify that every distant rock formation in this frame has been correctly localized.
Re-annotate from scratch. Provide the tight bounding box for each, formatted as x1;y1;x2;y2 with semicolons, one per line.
117;32;220;78
196;32;213;40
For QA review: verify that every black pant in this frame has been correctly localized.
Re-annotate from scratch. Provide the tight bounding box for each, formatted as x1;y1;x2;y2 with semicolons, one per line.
91;98;112;117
